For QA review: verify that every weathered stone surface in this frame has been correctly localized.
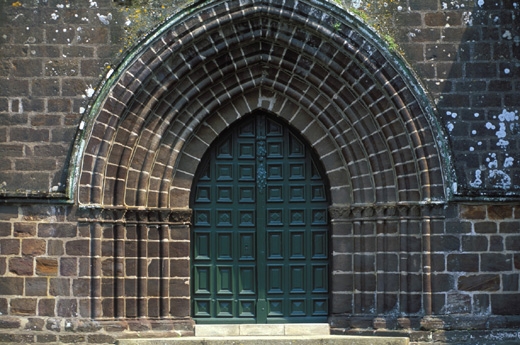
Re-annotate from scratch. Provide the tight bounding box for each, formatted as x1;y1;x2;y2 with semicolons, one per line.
36;258;58;276
9;257;33;275
22;239;46;256
458;275;500;291
10;298;37;315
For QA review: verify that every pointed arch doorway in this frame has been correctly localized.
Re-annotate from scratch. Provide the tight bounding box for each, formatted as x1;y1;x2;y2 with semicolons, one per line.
190;112;330;324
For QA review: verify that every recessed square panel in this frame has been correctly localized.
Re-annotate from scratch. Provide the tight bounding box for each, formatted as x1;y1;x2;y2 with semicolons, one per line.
217;210;232;226
239;210;255;227
217;300;233;316
268;299;283;316
289;185;305;201
194;210;210;226
239;186;255;202
312;299;328;315
217;186;233;202
312;209;327;224
267;164;283;180
311;185;326;200
239;164;255;181
267;142;283;157
290;210;305;225
239;300;255;317
290;299;306;315
239;142;255;158
267;209;283;225
194;299;211;317
216;164;233;180
289;164;305;180
217;138;232;158
267;185;283;202
195;186;211;202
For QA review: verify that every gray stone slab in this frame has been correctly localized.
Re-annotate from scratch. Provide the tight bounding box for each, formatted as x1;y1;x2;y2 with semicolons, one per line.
194;324;240;337
240;324;284;336
117;335;410;345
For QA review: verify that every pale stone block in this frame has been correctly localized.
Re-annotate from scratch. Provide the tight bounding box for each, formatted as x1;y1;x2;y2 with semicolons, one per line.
195;324;239;337
284;323;330;336
239;324;284;336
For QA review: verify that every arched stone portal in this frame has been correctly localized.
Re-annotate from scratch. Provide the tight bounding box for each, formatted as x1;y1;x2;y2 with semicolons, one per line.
73;0;450;325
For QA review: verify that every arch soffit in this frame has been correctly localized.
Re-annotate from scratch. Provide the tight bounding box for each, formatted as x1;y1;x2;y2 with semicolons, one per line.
74;0;450;209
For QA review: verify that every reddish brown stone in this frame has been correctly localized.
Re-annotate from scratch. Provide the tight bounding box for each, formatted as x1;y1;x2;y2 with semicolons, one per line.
460;205;486;219
47;239;64;255
36;257;58;276
488;205;513;220
10;298;37;315
170;298;190;318
0;239;20;255
49;278;70;296
65;239;90;256
0;277;24;295
38;299;55;316
13;222;36;237
25;277;48;296
60;257;77;276
22;238;46;256
9;257;33;275
57;298;77;317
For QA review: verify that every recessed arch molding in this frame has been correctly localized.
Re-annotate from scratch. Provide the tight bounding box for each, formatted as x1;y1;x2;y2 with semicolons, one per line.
72;0;451;322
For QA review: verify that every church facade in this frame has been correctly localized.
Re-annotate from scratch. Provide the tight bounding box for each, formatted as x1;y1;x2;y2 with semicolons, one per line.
0;0;519;343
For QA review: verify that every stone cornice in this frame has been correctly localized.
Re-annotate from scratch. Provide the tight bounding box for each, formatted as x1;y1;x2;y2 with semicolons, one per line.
77;206;192;224
329;202;446;221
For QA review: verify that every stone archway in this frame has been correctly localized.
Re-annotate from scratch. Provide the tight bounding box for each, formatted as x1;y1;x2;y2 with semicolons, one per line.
72;0;451;323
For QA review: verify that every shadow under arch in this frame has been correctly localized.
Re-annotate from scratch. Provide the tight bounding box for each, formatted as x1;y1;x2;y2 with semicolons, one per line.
71;0;453;321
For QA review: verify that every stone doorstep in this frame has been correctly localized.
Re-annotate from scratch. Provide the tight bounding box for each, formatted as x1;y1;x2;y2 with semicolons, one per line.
195;323;330;337
116;335;410;345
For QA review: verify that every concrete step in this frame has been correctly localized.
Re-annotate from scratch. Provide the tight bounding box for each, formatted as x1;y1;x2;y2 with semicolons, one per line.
117;325;409;345
117;335;409;345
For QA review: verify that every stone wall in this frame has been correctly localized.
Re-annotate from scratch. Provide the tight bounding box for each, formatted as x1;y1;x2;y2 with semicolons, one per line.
1;0;519;344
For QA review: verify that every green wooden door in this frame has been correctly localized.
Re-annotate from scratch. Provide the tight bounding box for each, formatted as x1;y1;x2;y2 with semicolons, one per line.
191;113;329;323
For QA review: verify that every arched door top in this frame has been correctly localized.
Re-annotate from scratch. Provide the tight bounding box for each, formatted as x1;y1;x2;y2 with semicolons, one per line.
72;0;451;209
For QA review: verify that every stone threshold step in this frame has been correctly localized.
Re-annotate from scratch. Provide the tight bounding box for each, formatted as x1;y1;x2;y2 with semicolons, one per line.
117;335;409;345
196;323;330;337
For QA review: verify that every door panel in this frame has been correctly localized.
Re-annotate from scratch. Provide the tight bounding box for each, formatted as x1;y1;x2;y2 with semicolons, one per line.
191;113;329;323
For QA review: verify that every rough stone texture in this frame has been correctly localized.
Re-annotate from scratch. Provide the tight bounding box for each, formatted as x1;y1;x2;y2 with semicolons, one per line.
0;0;520;343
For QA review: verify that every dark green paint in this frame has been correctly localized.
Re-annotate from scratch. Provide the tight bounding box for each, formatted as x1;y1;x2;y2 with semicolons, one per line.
191;112;329;323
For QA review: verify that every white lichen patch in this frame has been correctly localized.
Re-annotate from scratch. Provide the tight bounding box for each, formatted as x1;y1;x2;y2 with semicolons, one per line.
84;86;95;99
97;13;112;25
467;109;519;190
